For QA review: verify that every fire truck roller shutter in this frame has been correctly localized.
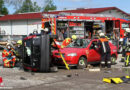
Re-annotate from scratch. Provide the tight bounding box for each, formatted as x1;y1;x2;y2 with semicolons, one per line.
40;35;50;72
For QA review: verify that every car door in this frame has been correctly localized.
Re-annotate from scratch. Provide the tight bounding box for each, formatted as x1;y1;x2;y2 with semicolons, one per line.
87;40;101;62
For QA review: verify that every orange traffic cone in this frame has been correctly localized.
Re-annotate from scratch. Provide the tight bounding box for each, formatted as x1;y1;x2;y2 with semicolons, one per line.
0;76;4;87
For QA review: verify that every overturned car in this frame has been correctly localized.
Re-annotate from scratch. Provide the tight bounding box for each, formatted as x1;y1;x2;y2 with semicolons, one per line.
52;39;118;69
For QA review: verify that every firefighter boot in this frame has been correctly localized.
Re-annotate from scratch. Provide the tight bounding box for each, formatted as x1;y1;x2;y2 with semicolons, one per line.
121;57;125;62
124;55;130;67
107;61;111;68
101;61;105;68
10;61;14;68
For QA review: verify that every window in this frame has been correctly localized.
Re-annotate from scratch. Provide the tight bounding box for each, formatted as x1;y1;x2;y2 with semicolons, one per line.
121;23;129;29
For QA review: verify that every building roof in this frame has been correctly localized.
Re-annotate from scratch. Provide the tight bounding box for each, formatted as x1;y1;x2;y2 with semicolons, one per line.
44;7;130;16
0;12;43;21
0;7;129;21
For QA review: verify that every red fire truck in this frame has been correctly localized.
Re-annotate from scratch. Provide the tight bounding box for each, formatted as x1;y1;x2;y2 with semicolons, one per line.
42;13;129;41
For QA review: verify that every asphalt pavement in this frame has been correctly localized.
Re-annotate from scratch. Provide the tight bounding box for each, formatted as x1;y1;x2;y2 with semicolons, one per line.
0;52;130;90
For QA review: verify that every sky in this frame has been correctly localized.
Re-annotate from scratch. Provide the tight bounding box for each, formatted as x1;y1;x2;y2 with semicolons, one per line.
6;0;130;14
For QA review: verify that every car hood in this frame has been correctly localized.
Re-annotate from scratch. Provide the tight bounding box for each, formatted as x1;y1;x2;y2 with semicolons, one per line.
53;47;84;54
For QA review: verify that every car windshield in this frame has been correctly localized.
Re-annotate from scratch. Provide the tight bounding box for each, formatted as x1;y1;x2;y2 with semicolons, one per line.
67;39;90;48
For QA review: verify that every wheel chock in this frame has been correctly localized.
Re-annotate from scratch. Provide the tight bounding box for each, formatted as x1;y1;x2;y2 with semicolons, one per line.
103;76;130;84
103;78;111;83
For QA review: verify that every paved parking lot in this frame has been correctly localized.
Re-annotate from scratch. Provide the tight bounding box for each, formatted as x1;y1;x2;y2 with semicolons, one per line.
0;53;130;90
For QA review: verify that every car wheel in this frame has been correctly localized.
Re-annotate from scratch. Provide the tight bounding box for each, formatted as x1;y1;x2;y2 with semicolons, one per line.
77;56;87;69
111;55;116;65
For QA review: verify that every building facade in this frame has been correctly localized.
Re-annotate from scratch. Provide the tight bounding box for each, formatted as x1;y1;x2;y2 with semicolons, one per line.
0;19;42;35
0;7;129;36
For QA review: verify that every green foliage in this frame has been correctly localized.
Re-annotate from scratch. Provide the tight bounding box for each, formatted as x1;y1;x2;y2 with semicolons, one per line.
15;0;41;13
4;0;23;10
63;8;67;10
33;2;41;12
43;0;57;12
0;0;8;15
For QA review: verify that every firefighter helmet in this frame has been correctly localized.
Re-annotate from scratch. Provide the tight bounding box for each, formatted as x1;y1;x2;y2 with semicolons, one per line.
17;40;22;45
71;35;77;40
6;43;11;49
99;33;105;37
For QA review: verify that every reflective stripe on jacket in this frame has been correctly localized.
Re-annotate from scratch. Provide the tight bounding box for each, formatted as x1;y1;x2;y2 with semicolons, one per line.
99;37;110;54
61;38;72;48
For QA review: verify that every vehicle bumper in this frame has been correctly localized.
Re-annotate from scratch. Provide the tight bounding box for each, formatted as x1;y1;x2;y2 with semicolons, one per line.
52;56;78;65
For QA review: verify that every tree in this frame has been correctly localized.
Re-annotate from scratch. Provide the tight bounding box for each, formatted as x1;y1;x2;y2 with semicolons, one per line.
15;0;41;13
4;0;23;11
43;0;57;12
16;0;34;13
5;0;41;14
33;2;41;12
63;8;67;10
0;0;8;15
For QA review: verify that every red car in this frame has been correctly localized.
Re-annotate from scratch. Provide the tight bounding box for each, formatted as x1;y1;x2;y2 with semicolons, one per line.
52;39;117;69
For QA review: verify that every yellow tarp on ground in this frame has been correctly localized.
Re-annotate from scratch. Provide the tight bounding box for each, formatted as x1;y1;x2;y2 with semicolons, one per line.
103;76;130;84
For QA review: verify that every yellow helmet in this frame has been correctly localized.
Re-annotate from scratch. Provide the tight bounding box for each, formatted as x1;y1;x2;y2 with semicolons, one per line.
17;40;22;45
71;35;77;40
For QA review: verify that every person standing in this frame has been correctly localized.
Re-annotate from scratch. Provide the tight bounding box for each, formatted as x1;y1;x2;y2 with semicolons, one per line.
2;43;16;68
15;40;23;67
121;32;128;62
124;29;130;66
98;33;111;68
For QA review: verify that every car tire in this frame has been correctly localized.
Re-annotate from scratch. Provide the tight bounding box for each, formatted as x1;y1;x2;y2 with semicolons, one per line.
77;56;87;69
111;55;116;65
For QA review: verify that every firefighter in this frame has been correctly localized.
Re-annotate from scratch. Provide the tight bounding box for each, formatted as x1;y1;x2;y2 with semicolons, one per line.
16;40;23;57
121;32;128;62
15;40;23;67
98;33;111;68
124;29;130;66
2;43;16;68
61;35;77;48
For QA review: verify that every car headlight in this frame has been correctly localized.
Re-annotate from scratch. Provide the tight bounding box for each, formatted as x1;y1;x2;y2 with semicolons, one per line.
67;53;77;56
